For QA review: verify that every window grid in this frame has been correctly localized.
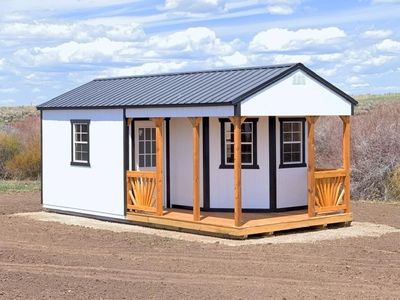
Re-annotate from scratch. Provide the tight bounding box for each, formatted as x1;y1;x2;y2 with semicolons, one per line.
73;123;89;163
138;127;156;168
282;121;302;164
224;122;253;165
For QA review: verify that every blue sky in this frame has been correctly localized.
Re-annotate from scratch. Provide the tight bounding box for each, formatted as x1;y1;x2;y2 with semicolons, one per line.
0;0;399;106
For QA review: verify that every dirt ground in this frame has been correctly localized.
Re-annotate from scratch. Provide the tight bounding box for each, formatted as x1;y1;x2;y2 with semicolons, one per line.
0;192;399;299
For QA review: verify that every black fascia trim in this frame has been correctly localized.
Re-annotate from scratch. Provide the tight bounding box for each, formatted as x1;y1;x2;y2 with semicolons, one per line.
123;109;128;216
37;102;234;111
202;117;210;210
70;119;91;167
296;64;358;106
278;117;306;169
218;118;259;169
231;63;358;106
40;110;43;205
166;118;171;209
268;116;277;211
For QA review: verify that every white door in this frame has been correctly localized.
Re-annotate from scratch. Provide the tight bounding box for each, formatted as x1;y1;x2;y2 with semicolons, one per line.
135;121;156;171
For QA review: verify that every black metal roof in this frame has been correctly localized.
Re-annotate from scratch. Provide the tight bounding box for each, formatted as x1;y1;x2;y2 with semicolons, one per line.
37;63;357;110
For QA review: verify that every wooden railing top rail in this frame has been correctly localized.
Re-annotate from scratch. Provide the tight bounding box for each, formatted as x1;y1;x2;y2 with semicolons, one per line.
127;170;156;178
314;168;346;179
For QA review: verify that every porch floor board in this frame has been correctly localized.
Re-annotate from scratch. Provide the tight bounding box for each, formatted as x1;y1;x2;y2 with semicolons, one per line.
126;208;353;239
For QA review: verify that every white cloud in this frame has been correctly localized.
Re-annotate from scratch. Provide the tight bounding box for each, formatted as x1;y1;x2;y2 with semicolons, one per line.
0;87;17;93
215;51;248;67
102;61;188;77
1;0;139;14
0;22;145;42
14;38;133;66
265;0;302;15
147;27;236;56
362;29;392;39
372;0;400;4
375;39;400;52
249;27;346;52
163;0;225;13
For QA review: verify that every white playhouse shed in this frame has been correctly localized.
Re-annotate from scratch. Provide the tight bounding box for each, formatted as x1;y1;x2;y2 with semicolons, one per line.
38;63;357;238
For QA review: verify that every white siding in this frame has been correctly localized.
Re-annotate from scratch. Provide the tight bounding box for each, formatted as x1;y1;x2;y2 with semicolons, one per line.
240;70;352;116
169;118;203;207
209;117;270;209
42;109;125;218
275;117;307;208
126;105;234;118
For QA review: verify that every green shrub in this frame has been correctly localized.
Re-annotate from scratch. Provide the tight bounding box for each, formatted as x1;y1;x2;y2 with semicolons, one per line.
388;167;400;201
0;133;21;178
5;135;40;180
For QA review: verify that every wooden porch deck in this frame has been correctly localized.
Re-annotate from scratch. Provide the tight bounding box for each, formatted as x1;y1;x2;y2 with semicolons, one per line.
126;208;353;239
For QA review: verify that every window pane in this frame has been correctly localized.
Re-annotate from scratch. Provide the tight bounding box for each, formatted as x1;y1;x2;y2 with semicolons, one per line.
242;144;252;154
242;153;252;163
292;143;300;152
81;152;89;162
139;141;144;154
139;154;145;167
81;124;88;133
145;141;151;154
283;132;292;142
283;143;291;153
81;133;88;142
241;123;252;133
145;128;151;140
75;151;82;161
75;133;81;142
242;132;252;143
292;152;301;162
82;143;89;152
226;144;234;164
138;129;144;140
283;122;291;132
151;141;156;154
145;154;151;167
293;132;301;142
152;154;156;167
75;143;82;151
151;128;155;140
292;122;301;131
283;153;291;162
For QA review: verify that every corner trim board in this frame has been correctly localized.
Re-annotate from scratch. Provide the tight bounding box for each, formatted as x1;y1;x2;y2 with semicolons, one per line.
268;116;277;211
202;117;210;210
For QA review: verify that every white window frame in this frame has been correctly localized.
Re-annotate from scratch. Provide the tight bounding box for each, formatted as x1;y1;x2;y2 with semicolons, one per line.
71;120;90;166
224;121;253;166
279;119;306;168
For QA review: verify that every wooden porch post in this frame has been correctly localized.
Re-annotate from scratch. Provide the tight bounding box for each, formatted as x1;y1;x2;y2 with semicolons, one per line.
152;118;164;216
306;116;318;217
188;117;201;221
230;116;246;227
340;116;351;213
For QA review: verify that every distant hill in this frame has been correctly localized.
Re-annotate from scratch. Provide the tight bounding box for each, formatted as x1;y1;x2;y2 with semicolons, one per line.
0;106;38;127
354;93;400;114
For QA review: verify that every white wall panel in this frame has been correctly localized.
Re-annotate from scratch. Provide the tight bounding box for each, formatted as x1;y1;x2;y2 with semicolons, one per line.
42;109;125;218
241;70;352;116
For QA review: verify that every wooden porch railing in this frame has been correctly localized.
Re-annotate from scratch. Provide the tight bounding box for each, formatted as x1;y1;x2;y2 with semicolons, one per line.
314;168;347;213
126;170;157;213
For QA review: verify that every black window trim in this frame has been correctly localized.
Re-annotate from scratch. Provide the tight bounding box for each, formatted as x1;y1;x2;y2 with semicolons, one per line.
279;117;306;169
70;119;91;167
219;118;259;169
